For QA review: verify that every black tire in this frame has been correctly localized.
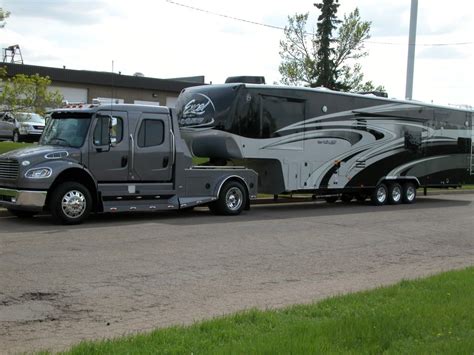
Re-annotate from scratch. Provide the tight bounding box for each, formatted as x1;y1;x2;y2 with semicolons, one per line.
325;196;338;203
212;180;247;215
402;182;417;204
7;209;37;218
388;182;403;205
50;182;92;224
340;193;353;203
12;130;19;143
371;183;388;206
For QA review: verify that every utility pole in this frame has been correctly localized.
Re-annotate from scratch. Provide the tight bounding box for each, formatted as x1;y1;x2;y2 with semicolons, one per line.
405;0;418;100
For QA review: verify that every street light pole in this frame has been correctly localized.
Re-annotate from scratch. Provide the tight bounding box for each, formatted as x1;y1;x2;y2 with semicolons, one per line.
405;0;418;100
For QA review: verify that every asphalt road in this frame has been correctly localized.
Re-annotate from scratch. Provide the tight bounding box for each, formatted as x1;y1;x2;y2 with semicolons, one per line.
1;193;474;354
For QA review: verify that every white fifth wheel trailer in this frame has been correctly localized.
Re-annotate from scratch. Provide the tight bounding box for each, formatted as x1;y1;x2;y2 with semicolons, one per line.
176;81;473;206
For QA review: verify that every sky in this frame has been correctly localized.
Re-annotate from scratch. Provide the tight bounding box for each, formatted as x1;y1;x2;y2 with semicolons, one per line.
1;0;473;106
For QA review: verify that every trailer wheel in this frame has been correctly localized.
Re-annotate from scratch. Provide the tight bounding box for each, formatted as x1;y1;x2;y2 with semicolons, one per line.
325;196;338;203
50;182;92;224
388;182;403;205
7;209;37;218
371;183;388;206
213;180;247;215
402;182;417;204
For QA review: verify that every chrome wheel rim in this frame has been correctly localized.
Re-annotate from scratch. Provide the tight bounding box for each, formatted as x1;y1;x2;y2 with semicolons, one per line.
392;186;402;202
61;190;86;218
225;187;243;211
406;186;416;201
376;186;387;203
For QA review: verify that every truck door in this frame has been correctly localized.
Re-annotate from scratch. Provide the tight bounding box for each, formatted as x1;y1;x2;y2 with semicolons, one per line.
88;110;129;182
130;113;173;182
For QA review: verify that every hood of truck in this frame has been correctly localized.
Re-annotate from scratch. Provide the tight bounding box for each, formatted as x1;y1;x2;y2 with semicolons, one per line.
1;145;82;164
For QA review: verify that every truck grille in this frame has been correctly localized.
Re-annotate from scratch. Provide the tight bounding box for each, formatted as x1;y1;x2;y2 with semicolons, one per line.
0;159;19;180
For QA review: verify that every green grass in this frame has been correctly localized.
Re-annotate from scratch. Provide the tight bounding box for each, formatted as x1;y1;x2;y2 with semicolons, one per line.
0;141;32;154
54;267;474;354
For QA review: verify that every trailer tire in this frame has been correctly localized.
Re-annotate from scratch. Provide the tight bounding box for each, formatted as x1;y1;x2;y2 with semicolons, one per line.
213;180;247;215
402;182;417;204
371;183;388;206
388;182;403;205
50;182;92;225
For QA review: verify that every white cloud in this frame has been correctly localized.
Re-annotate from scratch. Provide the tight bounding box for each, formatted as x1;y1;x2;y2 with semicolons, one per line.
1;0;473;106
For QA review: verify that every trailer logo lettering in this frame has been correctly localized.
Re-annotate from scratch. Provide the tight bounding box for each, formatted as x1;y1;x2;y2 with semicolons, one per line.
183;99;210;118
180;93;216;127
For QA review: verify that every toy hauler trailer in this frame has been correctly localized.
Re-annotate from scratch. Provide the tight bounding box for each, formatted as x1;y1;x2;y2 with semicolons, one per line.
0;104;257;224
176;82;474;205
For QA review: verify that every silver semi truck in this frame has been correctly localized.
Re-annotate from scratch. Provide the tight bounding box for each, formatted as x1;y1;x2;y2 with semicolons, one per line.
0;104;257;224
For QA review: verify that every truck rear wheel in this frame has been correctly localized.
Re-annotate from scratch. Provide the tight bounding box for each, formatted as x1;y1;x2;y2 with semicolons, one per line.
371;183;388;206
50;182;92;224
402;182;417;204
212;180;247;215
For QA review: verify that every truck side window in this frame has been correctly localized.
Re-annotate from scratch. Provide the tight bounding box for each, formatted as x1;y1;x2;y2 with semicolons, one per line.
137;119;164;147
93;116;123;145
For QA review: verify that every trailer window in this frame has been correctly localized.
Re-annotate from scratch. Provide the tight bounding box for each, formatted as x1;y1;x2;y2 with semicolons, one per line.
261;96;305;138
137;119;164;147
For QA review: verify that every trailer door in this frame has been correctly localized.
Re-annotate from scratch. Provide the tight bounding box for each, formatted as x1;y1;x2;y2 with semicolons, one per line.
131;113;173;182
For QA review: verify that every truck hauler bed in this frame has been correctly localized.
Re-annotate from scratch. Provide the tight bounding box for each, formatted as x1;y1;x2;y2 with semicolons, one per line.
0;104;257;224
176;83;474;205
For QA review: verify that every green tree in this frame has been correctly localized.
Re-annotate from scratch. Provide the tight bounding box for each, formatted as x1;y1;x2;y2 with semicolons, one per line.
0;7;10;28
314;0;340;89
279;6;384;92
0;67;64;115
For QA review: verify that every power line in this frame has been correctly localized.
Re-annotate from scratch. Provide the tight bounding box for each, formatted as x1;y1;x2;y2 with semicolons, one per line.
165;0;473;47
164;0;285;31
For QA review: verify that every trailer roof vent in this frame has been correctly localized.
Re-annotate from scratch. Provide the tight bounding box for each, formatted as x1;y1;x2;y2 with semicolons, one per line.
225;76;265;84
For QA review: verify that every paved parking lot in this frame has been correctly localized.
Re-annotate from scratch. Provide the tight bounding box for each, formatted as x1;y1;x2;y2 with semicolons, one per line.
1;193;473;353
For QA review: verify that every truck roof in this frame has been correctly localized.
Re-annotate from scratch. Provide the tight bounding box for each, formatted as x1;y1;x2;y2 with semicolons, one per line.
53;103;170;114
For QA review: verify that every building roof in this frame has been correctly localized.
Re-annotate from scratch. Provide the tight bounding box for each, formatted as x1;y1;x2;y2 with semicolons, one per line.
2;63;205;93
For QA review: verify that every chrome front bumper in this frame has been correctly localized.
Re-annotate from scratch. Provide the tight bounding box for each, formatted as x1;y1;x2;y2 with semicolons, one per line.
0;188;47;211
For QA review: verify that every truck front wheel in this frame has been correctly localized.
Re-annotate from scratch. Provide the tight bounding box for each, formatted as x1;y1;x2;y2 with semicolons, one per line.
211;180;247;215
50;182;92;224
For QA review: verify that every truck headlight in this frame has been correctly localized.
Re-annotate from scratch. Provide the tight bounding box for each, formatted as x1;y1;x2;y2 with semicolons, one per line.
25;167;52;179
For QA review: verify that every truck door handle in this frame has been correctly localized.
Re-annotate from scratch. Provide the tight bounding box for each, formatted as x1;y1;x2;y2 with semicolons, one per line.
163;157;169;168
121;156;128;167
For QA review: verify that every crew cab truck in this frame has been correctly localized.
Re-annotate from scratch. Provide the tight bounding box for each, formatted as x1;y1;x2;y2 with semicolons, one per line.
0;104;258;224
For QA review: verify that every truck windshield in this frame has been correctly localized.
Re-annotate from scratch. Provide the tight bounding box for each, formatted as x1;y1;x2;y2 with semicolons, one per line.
40;113;92;148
